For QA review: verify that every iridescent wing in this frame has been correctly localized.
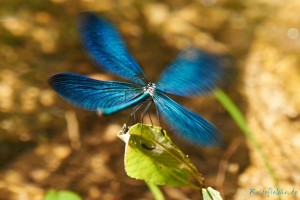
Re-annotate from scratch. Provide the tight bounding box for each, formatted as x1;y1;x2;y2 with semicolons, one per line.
48;73;148;114
79;12;146;85
153;91;220;146
157;48;223;96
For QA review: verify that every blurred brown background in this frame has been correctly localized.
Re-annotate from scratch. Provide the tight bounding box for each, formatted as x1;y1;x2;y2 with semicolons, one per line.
0;0;300;199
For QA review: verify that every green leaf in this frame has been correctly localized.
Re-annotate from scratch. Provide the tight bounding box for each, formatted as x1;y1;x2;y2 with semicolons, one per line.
202;187;223;200
118;123;203;189
44;190;57;200
44;189;82;200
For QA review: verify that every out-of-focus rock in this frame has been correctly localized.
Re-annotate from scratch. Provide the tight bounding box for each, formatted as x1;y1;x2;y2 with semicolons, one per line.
234;1;300;200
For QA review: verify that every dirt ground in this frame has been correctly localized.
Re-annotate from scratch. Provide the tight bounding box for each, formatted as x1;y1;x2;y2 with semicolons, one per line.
0;0;299;199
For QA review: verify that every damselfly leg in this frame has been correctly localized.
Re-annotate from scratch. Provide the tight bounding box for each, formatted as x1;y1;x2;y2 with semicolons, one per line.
127;101;146;126
154;101;165;136
140;98;155;150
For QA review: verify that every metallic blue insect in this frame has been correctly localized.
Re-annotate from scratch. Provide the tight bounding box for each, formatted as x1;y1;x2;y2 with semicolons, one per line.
49;12;223;146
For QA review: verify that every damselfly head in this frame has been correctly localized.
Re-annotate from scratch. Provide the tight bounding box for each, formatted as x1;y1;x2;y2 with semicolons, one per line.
143;82;156;96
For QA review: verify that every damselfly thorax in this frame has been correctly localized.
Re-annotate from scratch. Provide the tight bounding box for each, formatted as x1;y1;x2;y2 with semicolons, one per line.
143;82;156;96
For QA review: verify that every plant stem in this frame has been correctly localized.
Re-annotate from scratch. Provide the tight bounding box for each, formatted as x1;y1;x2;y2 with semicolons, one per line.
146;182;165;200
214;89;281;200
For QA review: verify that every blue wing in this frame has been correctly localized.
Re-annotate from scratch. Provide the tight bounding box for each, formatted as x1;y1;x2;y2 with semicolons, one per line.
48;73;149;114
157;48;223;96
78;12;146;85
153;91;220;146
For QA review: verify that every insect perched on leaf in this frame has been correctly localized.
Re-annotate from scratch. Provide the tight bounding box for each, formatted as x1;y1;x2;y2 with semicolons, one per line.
49;12;224;146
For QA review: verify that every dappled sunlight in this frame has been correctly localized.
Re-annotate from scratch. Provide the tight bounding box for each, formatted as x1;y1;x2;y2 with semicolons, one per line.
0;0;300;199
